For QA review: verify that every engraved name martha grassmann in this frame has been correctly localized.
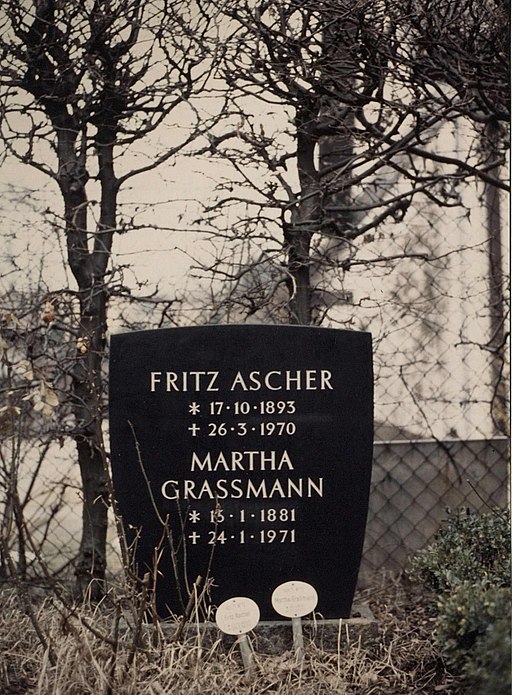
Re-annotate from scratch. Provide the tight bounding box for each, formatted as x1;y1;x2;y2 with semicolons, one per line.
160;450;324;500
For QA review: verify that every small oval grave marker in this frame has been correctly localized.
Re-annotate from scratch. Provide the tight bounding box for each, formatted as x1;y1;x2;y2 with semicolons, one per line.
215;597;260;635
271;580;318;618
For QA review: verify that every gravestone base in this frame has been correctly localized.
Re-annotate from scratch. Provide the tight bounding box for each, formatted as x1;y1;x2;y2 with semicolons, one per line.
176;604;378;654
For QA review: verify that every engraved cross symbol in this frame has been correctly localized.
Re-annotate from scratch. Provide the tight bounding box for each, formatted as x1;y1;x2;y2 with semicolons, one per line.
188;423;200;436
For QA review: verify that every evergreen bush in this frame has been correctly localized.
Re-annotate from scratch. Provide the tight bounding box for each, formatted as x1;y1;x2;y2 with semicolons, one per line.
409;507;511;694
409;507;510;592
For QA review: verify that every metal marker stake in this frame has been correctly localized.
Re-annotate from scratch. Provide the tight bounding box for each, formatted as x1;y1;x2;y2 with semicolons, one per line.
271;581;318;665
238;633;255;678
292;616;305;662
216;597;260;682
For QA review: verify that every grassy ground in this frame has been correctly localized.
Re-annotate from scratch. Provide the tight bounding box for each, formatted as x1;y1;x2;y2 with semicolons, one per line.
0;573;463;694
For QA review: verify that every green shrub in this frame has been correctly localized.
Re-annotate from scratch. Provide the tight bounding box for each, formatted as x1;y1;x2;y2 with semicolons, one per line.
409;507;511;693
436;582;511;666
409;507;510;593
461;591;512;695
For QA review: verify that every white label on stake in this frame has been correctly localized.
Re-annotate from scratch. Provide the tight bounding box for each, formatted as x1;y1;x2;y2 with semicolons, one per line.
271;581;318;618
215;597;260;635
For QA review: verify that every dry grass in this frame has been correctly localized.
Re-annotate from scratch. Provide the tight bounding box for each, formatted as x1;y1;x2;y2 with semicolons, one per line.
0;574;463;694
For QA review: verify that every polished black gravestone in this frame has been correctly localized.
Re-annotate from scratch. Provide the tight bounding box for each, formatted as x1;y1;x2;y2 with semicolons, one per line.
109;325;373;620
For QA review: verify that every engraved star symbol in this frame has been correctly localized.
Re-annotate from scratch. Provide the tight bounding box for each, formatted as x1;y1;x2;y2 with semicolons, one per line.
189;510;201;524
189;402;201;415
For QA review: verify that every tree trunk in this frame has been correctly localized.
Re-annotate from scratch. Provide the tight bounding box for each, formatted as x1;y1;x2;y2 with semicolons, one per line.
73;289;109;599
285;227;313;325
285;9;357;325
57;126;110;599
286;100;319;325
484;120;508;436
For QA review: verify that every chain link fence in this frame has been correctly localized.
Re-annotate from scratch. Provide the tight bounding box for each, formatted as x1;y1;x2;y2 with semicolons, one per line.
4;433;508;584
361;436;508;583
1;174;509;589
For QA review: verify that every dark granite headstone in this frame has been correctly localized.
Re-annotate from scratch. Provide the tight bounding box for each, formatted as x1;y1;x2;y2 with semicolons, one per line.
109;325;373;620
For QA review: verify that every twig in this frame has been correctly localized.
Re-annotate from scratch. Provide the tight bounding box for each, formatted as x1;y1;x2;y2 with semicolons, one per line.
466;478;506;517
173;575;203;642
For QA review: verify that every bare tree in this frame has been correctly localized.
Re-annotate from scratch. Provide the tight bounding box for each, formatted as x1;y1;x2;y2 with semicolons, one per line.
0;0;221;596
198;0;509;324
405;0;510;435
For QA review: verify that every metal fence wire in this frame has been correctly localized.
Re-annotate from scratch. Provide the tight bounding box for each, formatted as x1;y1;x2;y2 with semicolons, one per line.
360;437;508;582
3;434;508;585
1;174;509;589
